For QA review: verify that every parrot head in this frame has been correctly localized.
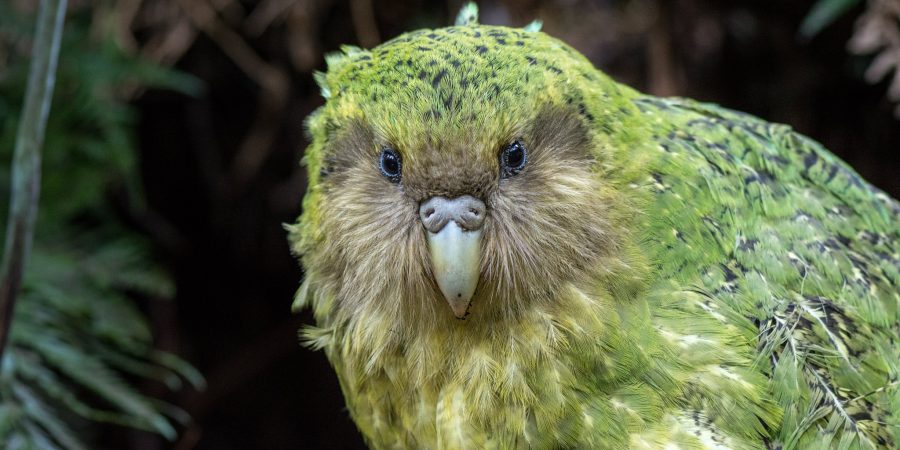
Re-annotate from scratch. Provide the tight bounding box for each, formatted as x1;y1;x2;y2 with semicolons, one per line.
292;12;646;340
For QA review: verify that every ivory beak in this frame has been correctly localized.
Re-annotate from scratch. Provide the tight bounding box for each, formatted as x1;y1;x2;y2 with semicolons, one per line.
426;221;481;318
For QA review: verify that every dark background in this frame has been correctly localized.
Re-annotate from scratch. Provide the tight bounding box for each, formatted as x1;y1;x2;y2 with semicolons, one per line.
123;0;900;448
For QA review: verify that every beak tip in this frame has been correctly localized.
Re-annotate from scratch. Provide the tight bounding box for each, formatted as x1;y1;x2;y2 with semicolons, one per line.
448;297;471;319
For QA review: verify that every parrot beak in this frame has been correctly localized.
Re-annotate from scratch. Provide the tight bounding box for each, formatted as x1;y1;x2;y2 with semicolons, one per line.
426;223;482;318
419;196;485;319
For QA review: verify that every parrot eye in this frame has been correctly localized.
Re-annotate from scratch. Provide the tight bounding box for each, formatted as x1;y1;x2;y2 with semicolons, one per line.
500;140;527;178
379;147;402;183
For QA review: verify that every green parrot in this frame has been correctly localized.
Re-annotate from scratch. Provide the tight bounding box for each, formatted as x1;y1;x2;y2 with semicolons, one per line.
289;4;900;449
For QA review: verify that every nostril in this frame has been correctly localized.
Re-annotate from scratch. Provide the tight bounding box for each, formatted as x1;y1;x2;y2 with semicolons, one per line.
420;196;485;232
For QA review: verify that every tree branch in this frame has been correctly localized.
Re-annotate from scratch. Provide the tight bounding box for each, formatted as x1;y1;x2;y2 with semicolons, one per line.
350;0;380;49
0;0;67;365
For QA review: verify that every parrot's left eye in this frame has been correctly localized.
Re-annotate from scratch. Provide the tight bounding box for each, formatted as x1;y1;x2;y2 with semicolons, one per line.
500;140;528;178
379;147;402;183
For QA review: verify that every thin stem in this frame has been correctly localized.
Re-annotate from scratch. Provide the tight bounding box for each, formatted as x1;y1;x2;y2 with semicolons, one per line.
0;0;68;366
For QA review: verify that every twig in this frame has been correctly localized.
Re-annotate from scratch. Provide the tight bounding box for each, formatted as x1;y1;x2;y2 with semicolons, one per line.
229;89;287;186
244;0;296;37
175;0;290;189
176;0;287;102
645;0;680;96
285;0;326;73
350;0;381;48
112;0;143;53
0;0;67;365
141;17;198;67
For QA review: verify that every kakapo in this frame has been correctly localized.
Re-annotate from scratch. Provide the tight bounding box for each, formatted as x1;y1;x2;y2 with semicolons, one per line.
289;4;900;449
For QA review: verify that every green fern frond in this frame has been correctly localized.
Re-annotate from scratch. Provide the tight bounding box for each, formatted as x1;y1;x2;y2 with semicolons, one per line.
0;4;201;449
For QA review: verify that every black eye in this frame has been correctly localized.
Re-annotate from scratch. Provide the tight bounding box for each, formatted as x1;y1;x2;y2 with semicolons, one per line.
379;147;402;183
500;140;527;178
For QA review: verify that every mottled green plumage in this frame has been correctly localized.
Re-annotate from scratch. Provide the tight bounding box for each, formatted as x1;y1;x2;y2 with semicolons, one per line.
291;5;900;449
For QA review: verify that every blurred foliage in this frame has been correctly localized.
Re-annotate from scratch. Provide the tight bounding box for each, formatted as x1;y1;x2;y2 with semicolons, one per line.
800;0;861;37
803;0;900;117
0;2;202;448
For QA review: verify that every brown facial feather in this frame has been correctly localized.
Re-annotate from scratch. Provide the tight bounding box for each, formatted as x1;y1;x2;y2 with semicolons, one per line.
480;107;619;320
309;104;625;338
402;144;497;202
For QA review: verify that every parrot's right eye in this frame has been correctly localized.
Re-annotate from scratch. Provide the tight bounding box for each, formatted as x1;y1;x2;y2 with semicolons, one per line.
500;140;528;178
379;147;402;183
